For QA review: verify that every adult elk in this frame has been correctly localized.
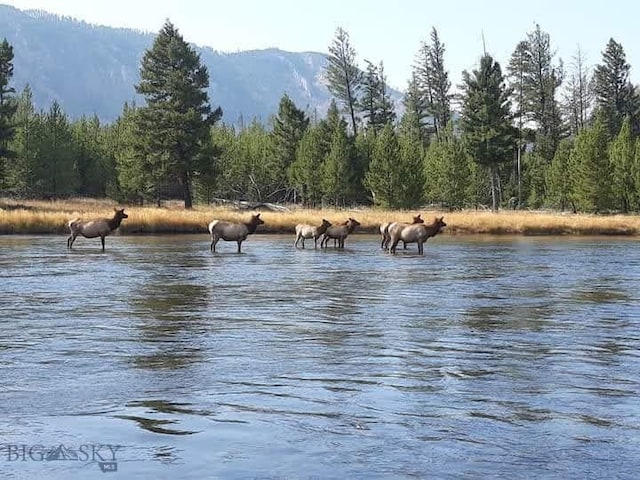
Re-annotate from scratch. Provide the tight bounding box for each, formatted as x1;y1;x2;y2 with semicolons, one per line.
380;214;424;250
294;219;332;248
67;208;128;251
208;213;264;253
388;216;446;254
320;218;360;249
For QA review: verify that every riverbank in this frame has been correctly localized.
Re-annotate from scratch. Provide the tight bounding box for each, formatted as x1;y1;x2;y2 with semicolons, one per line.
1;198;640;235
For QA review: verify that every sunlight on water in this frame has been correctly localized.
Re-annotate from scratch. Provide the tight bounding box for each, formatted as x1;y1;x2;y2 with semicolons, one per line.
1;234;639;479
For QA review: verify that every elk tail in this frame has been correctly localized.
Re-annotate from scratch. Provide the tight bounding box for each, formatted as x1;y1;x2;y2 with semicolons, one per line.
68;218;81;229
208;220;219;235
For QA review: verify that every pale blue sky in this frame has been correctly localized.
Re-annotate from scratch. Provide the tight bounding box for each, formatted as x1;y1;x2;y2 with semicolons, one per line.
3;0;638;90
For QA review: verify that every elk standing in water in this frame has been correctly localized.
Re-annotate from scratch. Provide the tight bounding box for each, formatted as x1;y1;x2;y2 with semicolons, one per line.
294;219;331;248
388;216;446;254
320;217;360;248
380;214;423;250
67;208;128;251
208;213;264;253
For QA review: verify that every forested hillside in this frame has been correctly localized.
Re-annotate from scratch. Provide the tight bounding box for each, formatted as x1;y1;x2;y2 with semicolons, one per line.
0;7;639;214
0;4;348;123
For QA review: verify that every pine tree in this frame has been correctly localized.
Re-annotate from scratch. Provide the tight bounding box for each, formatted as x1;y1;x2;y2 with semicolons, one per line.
423;129;471;209
288;125;324;206
352;129;376;204
522;150;548;208
402;74;430;144
42;101;77;196
364;123;403;208
562;46;592;137
272;93;309;201
72;115;108;196
325;27;361;136
111;103;148;203
507;24;564;206
6;86;40;195
592;38;640;137
609;116;636;212
571;115;612;212
227;120;279;202
191;127;219;205
634;137;640;210
359;61;396;134
460;54;515;211
546;139;576;211
321;125;352;206
397;120;425;208
413;27;452;139
203;124;235;201
135;21;222;208
0;38;16;185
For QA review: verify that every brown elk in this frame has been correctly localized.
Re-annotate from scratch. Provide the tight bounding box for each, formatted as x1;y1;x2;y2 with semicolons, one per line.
320;218;361;248
208;213;264;253
388;216;446;254
380;214;424;250
294;219;332;248
67;208;128;251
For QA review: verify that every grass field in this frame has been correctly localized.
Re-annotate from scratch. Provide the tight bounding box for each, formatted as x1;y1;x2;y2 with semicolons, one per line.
2;198;640;236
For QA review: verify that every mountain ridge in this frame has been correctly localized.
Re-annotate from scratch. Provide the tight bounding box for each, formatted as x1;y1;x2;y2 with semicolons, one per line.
0;4;401;124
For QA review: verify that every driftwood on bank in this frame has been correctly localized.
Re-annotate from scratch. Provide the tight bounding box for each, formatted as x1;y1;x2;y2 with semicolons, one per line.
209;198;290;212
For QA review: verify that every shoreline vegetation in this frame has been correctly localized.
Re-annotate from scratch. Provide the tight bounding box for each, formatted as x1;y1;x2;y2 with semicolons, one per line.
1;198;640;236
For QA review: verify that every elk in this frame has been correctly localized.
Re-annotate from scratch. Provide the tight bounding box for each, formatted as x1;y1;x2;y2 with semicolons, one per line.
380;214;424;250
320;218;361;248
294;219;332;248
67;208;128;251
208;213;264;253
388;216;446;254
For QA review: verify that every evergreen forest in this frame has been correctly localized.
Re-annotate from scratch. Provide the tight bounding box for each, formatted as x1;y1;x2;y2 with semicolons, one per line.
1;22;639;213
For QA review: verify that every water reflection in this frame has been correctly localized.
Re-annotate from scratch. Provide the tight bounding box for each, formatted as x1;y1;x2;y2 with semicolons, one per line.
130;279;209;370
115;399;203;435
1;235;640;479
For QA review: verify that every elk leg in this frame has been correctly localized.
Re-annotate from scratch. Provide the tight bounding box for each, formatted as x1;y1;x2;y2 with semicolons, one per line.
67;233;77;249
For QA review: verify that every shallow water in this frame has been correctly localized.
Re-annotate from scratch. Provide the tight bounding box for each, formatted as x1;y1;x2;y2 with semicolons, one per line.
1;234;639;479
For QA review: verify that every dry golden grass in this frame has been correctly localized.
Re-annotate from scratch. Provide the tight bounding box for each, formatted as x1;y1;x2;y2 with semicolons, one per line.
1;198;640;236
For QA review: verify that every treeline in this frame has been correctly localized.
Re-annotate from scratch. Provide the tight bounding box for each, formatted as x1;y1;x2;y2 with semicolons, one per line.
0;23;640;212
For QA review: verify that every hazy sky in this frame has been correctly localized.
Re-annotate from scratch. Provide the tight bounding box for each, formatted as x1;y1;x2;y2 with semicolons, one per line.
2;0;638;90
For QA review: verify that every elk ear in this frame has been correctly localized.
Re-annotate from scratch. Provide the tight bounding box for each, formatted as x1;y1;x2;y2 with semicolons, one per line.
440;216;444;222
256;213;261;218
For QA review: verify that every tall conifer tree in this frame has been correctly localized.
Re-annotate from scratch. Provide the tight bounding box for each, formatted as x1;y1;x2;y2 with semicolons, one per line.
461;55;515;211
325;27;361;136
135;21;221;208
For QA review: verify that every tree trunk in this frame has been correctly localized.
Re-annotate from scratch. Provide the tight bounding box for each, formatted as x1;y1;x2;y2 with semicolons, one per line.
183;171;193;209
490;166;498;211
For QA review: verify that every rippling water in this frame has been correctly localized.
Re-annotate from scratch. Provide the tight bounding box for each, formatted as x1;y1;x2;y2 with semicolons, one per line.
1;234;639;479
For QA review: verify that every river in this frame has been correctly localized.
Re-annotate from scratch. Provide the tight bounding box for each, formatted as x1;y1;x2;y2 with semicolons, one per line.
1;234;639;479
